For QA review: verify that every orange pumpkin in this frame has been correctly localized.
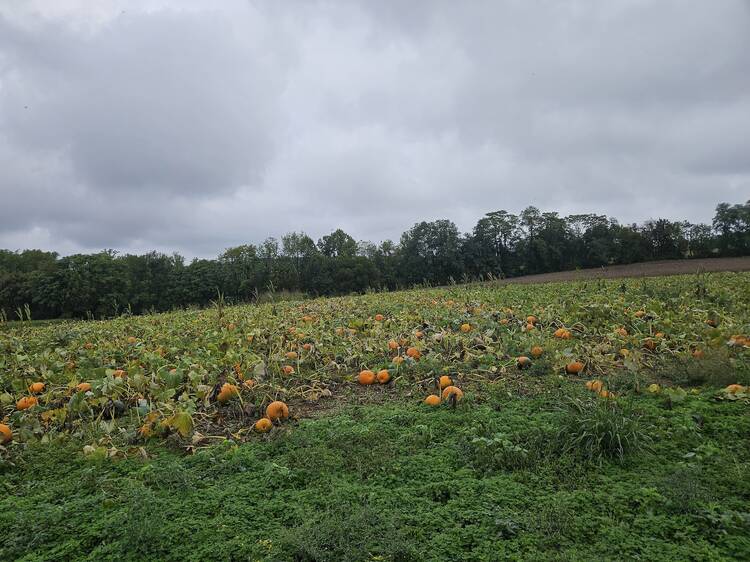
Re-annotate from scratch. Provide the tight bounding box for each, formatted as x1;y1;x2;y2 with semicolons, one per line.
217;383;239;403
266;401;289;421
254;417;273;433
725;384;745;394
439;375;453;389
302;343;312;351
616;327;628;337
441;386;464;402
282;365;295;375
589;380;604;393
406;347;421;359
374;314;384;322
0;424;11;444
460;323;471;333
243;378;255;389
554;328;571;339
358;370;376;385
643;339;656;351
388;339;399;351
392;356;404;365
16;396;38;410
286;351;298;360
76;382;92;393
565;361;584;375
517;356;532;370
113;369;126;378
424;394;441;406
127;336;137;344
415;331;424;339
530;346;543;358
376;369;391;384
526;315;537;325
729;335;748;346
692;349;705;359
28;382;45;394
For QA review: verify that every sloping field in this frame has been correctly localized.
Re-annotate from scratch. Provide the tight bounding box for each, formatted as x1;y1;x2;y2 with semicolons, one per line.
498;256;750;285
1;272;749;560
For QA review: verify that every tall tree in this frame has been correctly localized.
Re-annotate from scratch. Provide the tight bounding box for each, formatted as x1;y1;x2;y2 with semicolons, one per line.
318;229;358;258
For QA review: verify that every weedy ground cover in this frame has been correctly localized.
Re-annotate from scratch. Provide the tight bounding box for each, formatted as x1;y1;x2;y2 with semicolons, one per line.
1;387;749;561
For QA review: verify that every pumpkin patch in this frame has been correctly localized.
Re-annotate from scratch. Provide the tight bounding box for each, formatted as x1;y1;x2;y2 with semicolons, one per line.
0;271;745;451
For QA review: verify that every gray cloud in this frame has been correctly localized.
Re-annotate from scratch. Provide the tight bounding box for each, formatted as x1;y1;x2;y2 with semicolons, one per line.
1;7;285;194
0;0;749;258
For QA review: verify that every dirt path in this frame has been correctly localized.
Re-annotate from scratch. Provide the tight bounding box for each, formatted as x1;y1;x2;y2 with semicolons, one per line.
494;256;750;285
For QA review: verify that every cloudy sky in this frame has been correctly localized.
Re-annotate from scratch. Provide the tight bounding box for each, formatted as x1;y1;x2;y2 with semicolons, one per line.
1;0;748;258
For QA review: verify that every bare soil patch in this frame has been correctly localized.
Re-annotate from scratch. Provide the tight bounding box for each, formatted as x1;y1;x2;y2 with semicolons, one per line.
496;257;750;285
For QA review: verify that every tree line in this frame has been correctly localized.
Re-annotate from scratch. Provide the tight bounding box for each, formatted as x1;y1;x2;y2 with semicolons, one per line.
1;200;748;320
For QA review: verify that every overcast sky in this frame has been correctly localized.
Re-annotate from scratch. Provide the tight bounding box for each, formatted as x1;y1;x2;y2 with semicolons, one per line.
1;0;748;259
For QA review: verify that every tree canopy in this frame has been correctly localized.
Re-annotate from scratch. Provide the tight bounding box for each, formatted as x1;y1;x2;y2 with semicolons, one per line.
1;200;747;320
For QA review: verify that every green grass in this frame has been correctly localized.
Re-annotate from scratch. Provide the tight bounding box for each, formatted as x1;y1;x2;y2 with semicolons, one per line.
2;381;749;561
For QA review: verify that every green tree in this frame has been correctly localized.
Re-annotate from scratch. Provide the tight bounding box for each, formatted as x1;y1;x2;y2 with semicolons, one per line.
318;229;358;258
